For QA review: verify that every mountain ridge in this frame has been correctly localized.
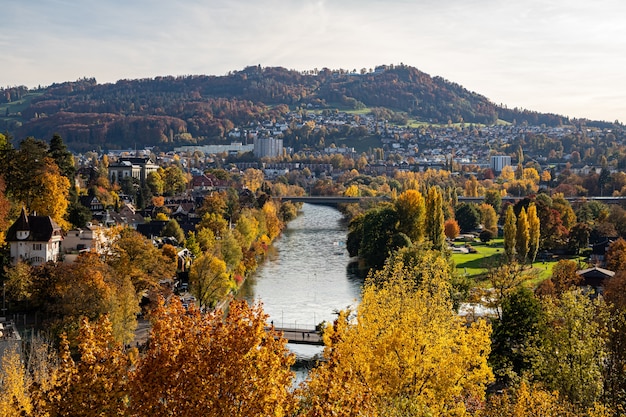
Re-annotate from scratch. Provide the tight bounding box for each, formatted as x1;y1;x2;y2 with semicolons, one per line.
0;64;615;152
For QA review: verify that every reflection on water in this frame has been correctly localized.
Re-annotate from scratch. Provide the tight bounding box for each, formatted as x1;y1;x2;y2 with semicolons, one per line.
239;203;362;330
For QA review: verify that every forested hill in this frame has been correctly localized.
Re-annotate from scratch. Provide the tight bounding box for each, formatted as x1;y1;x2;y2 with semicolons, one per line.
1;64;583;151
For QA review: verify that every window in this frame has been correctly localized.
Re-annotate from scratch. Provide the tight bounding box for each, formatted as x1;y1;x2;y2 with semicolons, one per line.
33;243;43;251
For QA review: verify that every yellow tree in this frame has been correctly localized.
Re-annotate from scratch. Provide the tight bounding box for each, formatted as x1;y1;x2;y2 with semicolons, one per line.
107;227;177;295
425;186;446;251
189;252;233;309
129;298;296;417
515;207;530;263
241;168;264;192
262;200;283;240
29;159;71;230
299;255;493;416
479;203;499;236
395;189;426;243
527;203;541;264
504;205;517;262
480;380;577;417
43;317;133;417
464;175;479;197
0;348;33;417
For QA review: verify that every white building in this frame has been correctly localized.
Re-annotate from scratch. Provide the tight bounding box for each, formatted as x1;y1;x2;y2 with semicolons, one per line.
490;155;512;173
6;208;63;266
254;137;283;158
62;223;109;263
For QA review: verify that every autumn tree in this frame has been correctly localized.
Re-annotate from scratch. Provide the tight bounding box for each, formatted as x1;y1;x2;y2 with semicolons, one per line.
299;254;493;416
515;207;530;263
552;193;577;231
504;205;517;262
464;175;480;197
394;189;425;243
189;253;233;309
546;259;581;296
146;170;164;195
0;176;10;244
0;348;33;417
241;168;264;193
106;227;177;295
481;380;577;417
479;203;499;236
605;237;626;272
527;203;541;263
129;298;296;417
29;159;71;230
42;317;133;417
444;218;460;240
425;186;446;251
162;165;188;196
602;272;626;411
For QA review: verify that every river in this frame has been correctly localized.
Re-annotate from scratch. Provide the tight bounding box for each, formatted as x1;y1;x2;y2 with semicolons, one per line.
239;203;363;357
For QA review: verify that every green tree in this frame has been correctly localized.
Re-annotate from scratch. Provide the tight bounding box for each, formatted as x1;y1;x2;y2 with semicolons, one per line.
490;286;544;384
455;202;480;233
504;205;517;262
359;204;400;269
48;133;75;180
484;189;502;214
161;219;185;245
532;290;607;410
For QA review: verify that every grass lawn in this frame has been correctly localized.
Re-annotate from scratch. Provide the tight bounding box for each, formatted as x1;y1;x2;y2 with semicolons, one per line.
450;238;580;286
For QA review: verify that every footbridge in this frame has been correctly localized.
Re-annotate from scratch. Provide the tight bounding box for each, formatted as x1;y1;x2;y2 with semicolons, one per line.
270;326;324;346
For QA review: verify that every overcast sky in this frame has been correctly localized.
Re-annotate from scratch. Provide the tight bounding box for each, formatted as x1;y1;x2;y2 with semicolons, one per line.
2;0;625;123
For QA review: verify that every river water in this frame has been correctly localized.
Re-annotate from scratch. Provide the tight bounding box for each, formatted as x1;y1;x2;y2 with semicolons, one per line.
239;203;363;356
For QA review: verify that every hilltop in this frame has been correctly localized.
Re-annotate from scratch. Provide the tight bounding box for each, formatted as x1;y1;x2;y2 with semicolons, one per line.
0;64;612;152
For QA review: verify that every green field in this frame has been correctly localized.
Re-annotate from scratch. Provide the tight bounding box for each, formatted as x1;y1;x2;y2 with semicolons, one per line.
450;238;566;285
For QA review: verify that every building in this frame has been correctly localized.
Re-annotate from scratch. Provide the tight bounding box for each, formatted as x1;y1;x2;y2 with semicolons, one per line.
62;223;109;263
6;208;63;266
576;267;615;293
109;157;159;185
254;137;283;158
490;155;512;173
174;142;254;155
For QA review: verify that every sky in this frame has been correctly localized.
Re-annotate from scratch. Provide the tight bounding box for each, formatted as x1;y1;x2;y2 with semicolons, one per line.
2;0;626;123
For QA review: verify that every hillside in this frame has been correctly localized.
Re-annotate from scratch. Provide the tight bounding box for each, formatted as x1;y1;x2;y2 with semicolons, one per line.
0;64;584;151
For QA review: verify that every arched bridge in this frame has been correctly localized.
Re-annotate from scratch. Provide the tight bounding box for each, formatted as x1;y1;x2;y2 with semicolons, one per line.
275;196;385;205
277;195;626;205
